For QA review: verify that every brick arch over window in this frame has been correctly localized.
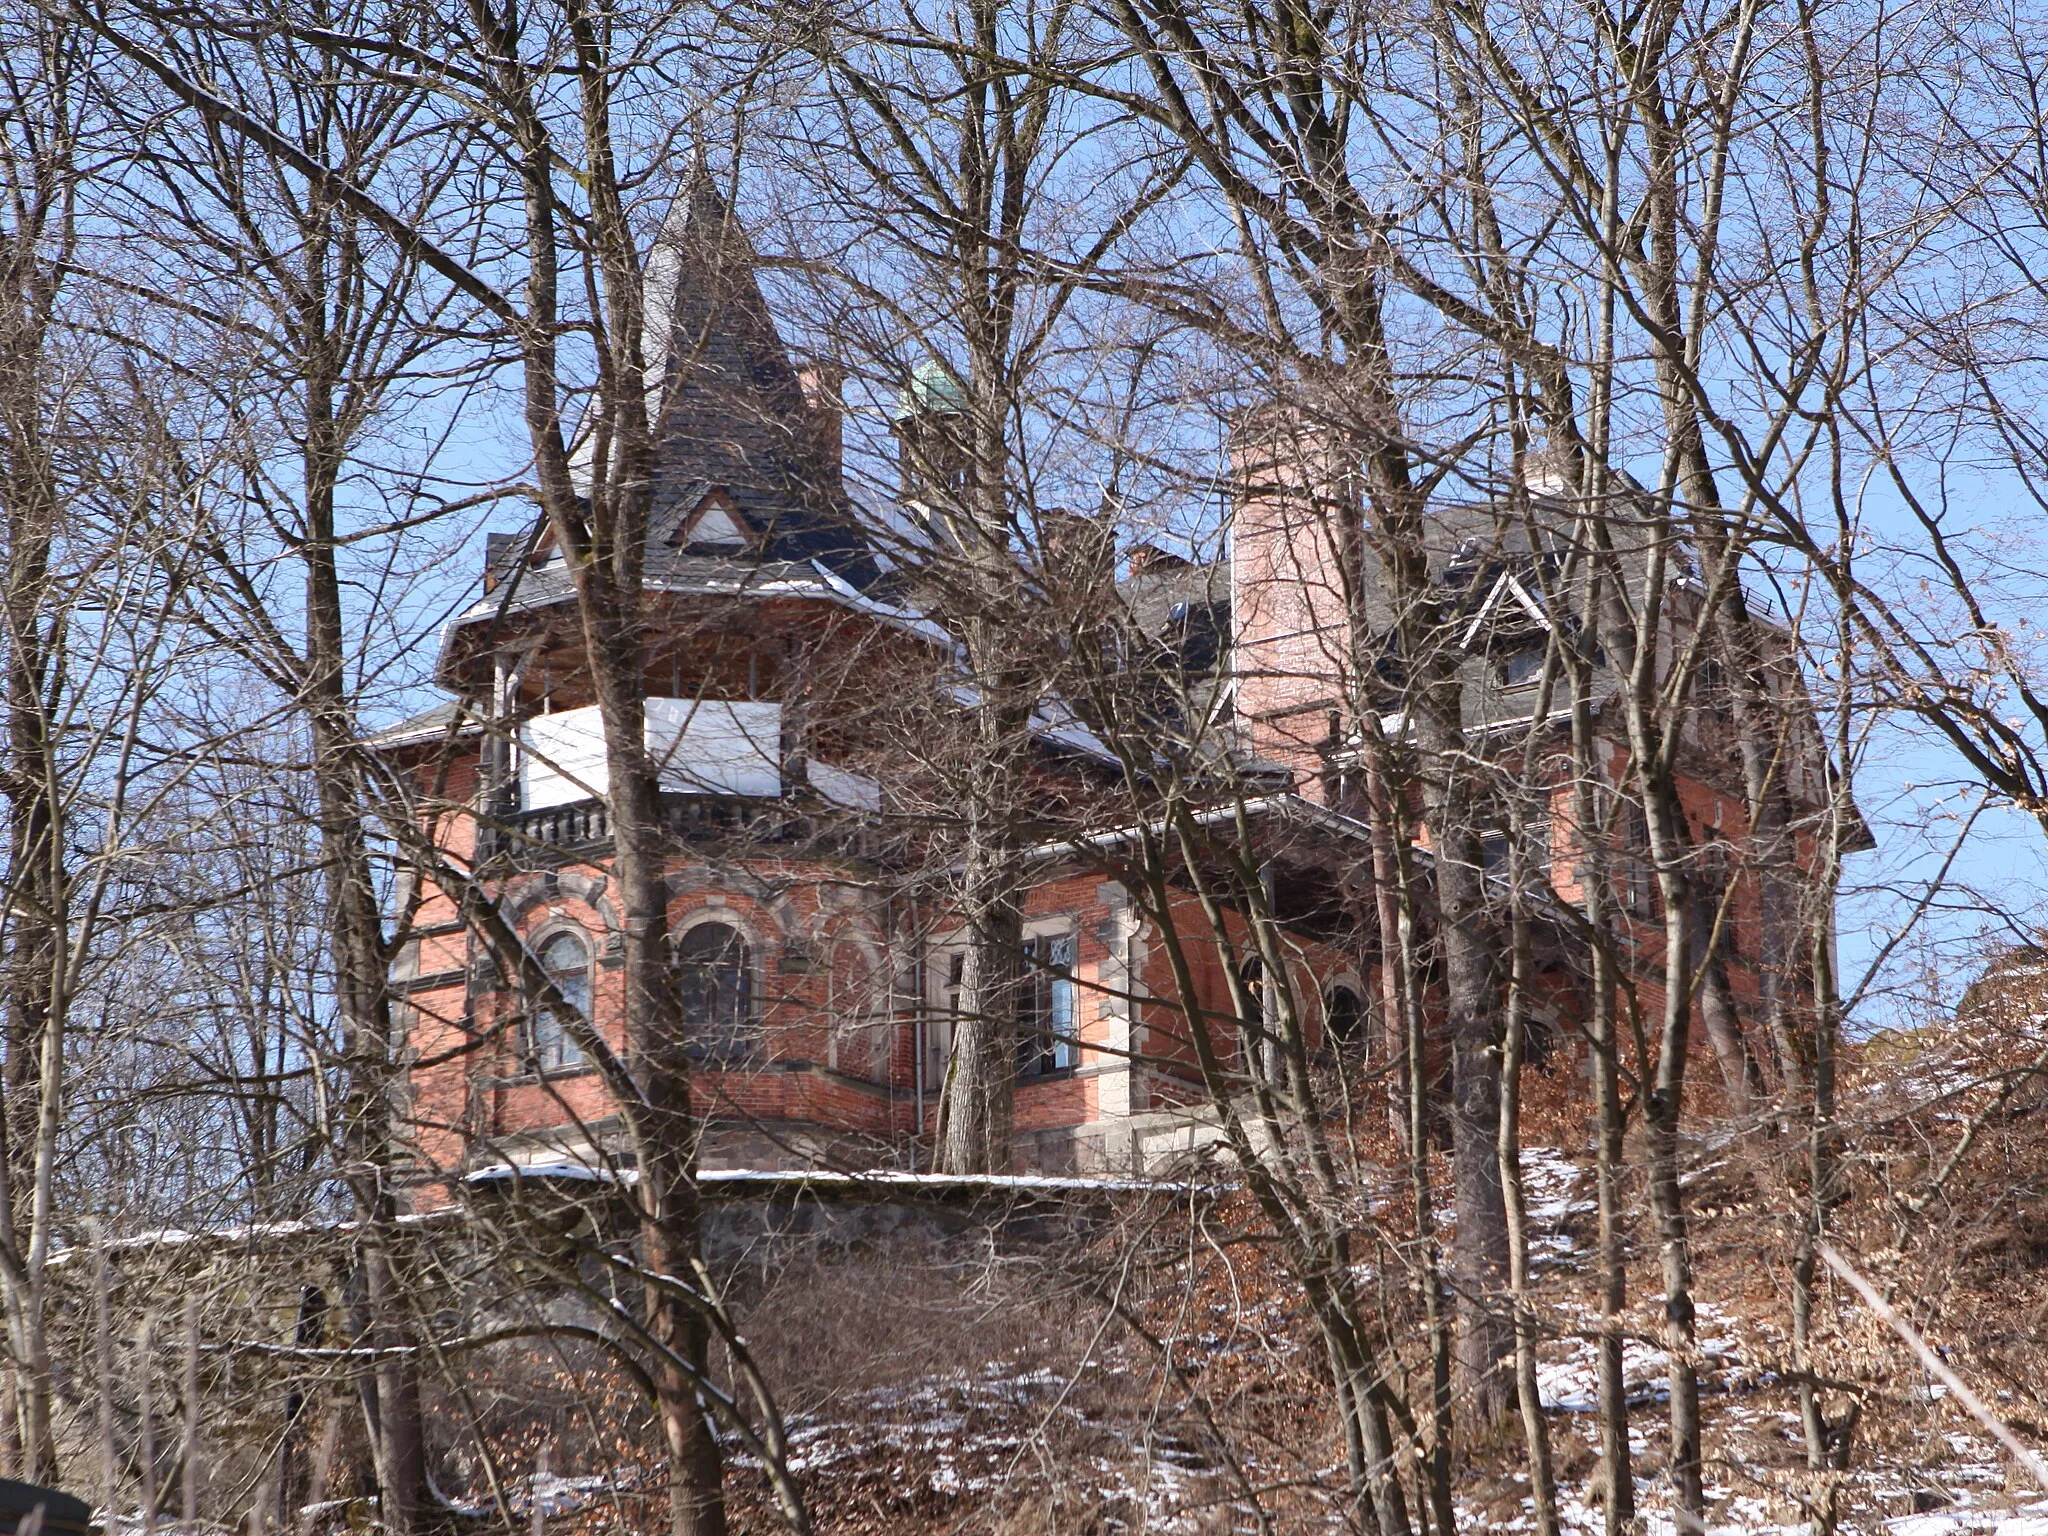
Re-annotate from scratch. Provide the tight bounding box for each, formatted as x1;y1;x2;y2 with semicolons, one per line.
661;871;797;944
501;871;625;959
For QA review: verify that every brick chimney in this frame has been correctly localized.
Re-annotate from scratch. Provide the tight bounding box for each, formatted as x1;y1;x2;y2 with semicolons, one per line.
1123;542;1188;580
795;361;843;482
1227;404;1357;800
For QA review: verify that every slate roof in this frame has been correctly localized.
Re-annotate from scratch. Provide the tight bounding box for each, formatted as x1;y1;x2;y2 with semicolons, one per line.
474;170;876;616
1119;550;1227;642
1396;497;1615;733
637;176;873;584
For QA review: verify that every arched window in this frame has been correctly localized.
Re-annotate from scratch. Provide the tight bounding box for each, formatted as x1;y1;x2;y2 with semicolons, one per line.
533;930;589;1072
1324;985;1366;1052
1237;954;1264;1004
677;922;755;1064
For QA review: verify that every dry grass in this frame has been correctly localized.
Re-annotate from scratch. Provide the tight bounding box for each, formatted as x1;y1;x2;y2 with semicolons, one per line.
422;983;2048;1535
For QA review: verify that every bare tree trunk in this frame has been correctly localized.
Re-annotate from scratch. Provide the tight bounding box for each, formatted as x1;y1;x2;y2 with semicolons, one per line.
137;1315;157;1536
1696;935;1759;1115
95;1247;116;1520
1372;749;1456;1534
938;597;1032;1174
792;0;1065;1176
1502;739;1560;1536
1104;795;1412;1536
1590;951;1634;1531
1794;602;1856;1517
183;1296;199;1533
1566;574;1634;1533
1501;935;1559;1536
277;1286;327;1528
592;633;727;1536
1419;698;1515;1424
295;266;432;1536
939;829;1022;1173
1084;1;1522;1413
1639;772;1705;1525
0;22;84;1482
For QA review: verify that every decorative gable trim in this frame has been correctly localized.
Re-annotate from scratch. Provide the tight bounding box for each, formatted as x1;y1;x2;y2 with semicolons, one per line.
675;487;752;551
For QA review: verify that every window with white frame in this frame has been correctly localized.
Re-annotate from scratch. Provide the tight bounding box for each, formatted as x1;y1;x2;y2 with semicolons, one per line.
925;950;963;1090
1018;932;1077;1078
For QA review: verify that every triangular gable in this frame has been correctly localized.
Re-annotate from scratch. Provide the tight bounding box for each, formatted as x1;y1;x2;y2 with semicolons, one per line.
1459;569;1555;652
675;488;752;551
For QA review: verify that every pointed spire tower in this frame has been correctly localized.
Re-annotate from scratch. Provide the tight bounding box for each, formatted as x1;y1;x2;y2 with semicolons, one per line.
635;164;872;584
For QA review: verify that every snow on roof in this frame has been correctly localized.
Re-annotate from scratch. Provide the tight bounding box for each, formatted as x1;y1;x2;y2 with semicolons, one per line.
1021;791;1378;864
465;1162;1206;1198
466;1160;620;1185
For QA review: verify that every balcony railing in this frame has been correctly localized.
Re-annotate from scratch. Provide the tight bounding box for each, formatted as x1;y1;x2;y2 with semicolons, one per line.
474;792;881;863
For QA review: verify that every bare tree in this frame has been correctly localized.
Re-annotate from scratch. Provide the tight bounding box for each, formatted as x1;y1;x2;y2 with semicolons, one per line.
75;9;505;1522
1065;0;1528;1424
0;11;238;1481
755;0;1184;1174
75;2;803;1530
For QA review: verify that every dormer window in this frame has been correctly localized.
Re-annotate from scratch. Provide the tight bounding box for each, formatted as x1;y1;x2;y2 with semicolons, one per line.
1497;647;1545;688
676;488;751;553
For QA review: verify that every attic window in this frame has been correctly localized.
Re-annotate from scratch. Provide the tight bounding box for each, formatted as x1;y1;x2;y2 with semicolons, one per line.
677;488;751;552
1497;647;1545;687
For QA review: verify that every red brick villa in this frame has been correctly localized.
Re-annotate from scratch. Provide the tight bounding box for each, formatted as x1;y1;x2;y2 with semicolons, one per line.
376;186;1849;1185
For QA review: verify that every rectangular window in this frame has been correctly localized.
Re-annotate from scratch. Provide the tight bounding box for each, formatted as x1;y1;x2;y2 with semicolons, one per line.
926;950;964;1089
1018;934;1077;1078
1620;799;1654;915
1480;803;1552;878
1574;790;1654;917
1523;804;1553;875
